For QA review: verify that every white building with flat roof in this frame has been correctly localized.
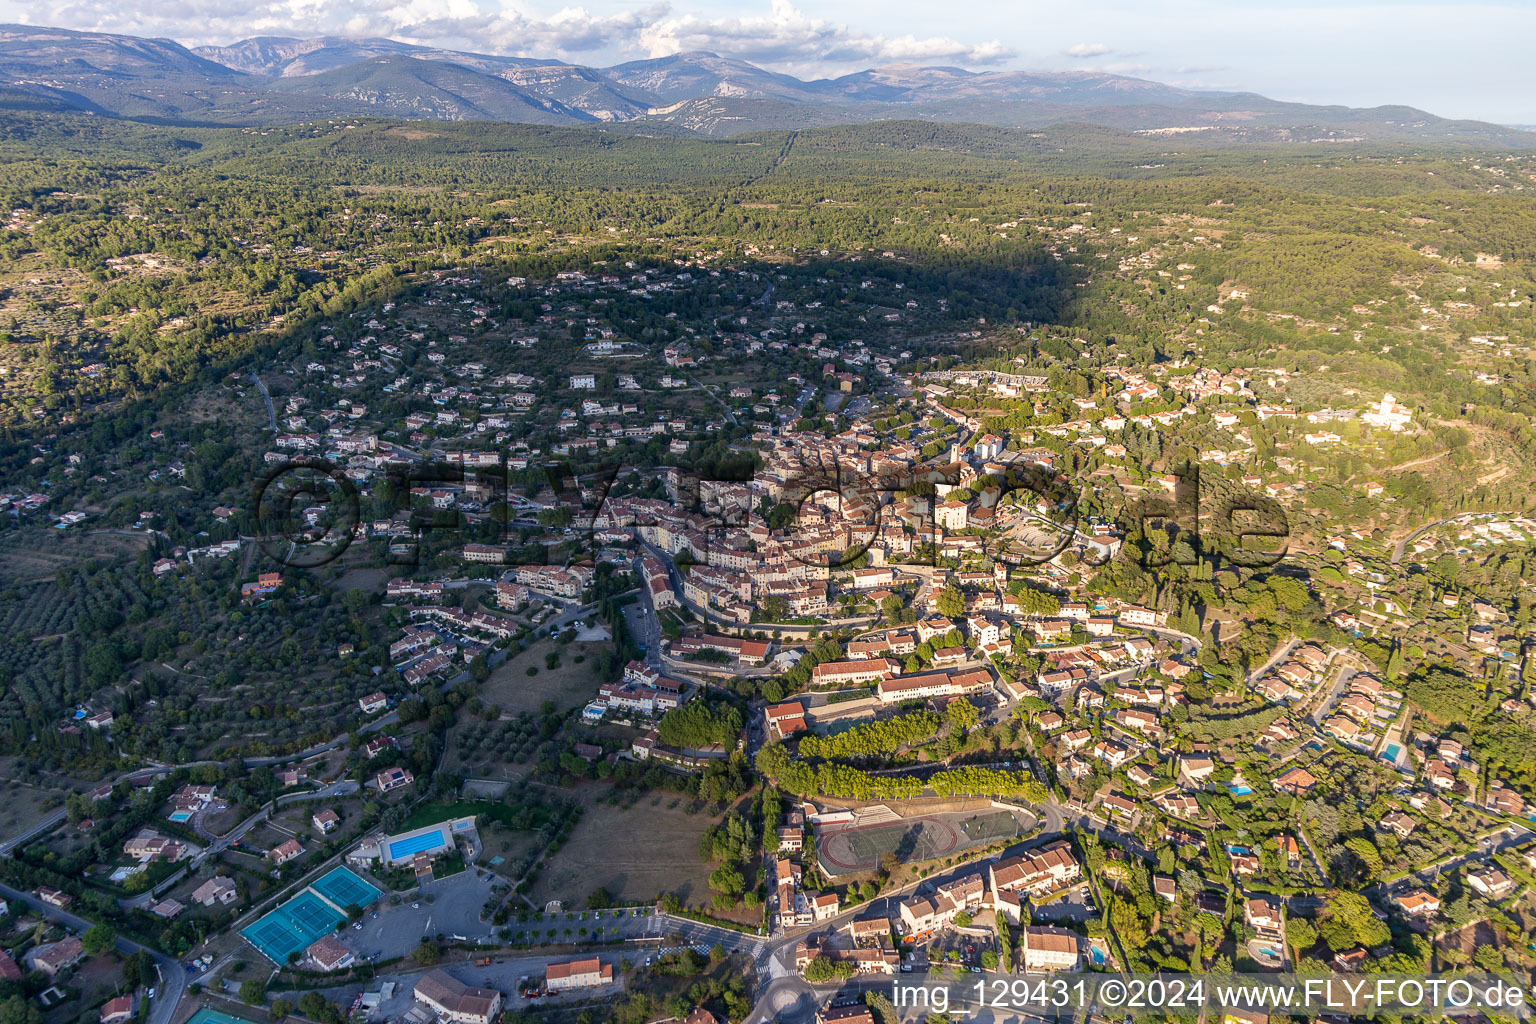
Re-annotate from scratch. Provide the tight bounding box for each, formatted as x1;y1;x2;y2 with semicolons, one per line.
350;816;477;867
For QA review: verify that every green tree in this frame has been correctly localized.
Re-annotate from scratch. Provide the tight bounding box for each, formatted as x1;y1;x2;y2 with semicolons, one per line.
802;956;856;983
239;980;266;1006
1317;892;1389;951
122;951;152;989
0;995;43;1024
946;697;980;735
81;924;117;956
708;864;745;897
296;992;336;1024
1284;917;1317;961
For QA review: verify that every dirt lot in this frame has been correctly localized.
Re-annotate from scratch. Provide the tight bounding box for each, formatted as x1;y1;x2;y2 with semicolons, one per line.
480;826;545;878
333;565;391;593
43;953;122;1024
0;530;150;583
478;638;607;716
0;769;70;839
238;818;308;861
528;788;723;910
1436;919;1502;963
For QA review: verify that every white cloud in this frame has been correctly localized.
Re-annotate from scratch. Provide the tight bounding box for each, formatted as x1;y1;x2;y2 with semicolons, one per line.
20;0;667;57
398;6;667;56
10;0;1010;70
6;0;1535;120
636;0;1012;70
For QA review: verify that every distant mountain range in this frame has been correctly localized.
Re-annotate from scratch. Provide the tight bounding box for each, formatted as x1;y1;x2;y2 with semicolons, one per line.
0;23;1530;144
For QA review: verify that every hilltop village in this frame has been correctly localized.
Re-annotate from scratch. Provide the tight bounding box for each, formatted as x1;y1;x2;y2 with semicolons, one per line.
2;253;1535;1024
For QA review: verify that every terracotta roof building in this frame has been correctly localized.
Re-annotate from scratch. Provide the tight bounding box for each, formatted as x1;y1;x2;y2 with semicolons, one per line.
413;969;503;1024
545;957;614;990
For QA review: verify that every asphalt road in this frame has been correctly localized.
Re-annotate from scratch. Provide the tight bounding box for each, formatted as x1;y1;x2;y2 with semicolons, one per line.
0;764;185;856
0;881;186;1024
250;373;277;432
1307;653;1362;728
127;780;361;909
1381;822;1533;892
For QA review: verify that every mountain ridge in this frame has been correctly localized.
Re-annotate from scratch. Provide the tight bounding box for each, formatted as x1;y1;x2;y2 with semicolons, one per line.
0;23;1527;145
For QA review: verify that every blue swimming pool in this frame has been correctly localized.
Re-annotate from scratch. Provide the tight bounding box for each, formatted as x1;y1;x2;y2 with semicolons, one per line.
168;811;193;822
1382;743;1402;761
186;1010;261;1024
1229;785;1253;796
1089;947;1106;965
387;828;445;861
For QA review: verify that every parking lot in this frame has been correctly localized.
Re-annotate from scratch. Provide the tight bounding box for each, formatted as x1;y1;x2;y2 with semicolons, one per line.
502;906;667;947
347;871;500;958
313;952;633;1019
926;928;996;973
1029;884;1097;924
344;872;671;962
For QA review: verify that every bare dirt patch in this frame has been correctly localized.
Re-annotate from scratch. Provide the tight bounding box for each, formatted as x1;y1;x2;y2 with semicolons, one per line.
478;639;606;716
0;769;69;839
334;566;390;592
0;530;150;582
1435;918;1501;965
529;789;722;909
384;127;445;141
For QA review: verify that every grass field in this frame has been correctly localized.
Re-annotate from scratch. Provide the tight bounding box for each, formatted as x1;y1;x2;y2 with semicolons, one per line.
404;799;519;831
239;820;307;862
529;789;721;910
477;639;607;716
266;789;367;840
445;639;611;780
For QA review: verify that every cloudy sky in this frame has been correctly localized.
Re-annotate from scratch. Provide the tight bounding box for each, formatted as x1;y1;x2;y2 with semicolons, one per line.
10;0;1536;123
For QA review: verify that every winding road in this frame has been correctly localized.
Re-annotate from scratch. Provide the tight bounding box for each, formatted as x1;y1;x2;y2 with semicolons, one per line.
0;880;186;1024
250;373;277;432
1389;510;1518;564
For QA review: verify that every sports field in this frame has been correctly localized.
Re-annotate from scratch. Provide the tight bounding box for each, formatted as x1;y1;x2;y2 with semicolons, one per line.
311;864;381;910
241;891;343;965
818;809;1024;876
240;866;380;963
185;1010;261;1024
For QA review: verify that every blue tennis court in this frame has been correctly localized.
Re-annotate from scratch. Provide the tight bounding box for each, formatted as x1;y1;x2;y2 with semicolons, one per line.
186;1010;261;1024
241;866;380;963
241;890;346;964
388;829;445;861
311;866;380;910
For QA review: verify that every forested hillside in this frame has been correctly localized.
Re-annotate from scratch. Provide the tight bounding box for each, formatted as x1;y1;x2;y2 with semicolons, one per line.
0;115;1530;433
